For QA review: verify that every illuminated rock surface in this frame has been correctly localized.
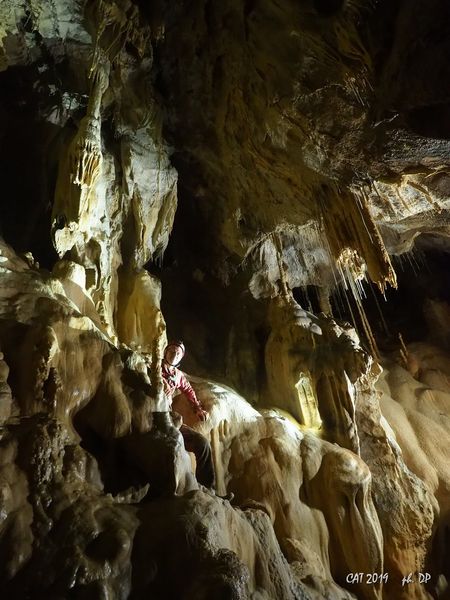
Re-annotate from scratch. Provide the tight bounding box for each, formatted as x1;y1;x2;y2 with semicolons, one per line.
0;1;449;598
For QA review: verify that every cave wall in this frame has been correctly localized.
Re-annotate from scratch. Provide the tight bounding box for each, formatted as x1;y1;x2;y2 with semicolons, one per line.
0;1;449;599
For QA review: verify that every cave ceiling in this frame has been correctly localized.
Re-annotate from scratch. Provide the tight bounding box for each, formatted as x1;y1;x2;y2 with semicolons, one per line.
1;0;450;296
147;0;450;294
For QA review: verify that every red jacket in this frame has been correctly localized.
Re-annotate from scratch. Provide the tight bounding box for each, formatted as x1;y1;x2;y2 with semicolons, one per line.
161;361;201;411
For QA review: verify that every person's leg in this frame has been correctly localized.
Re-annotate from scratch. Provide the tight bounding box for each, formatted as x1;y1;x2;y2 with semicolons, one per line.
180;424;215;488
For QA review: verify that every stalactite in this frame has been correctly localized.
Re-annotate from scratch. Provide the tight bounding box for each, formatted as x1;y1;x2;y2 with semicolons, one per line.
404;249;420;275
367;281;390;338
371;181;397;218
342;283;360;334
355;188;397;291
89;0;150;75
53;0;152;251
398;333;409;370
346;273;380;362
408;180;443;213
272;231;291;301
52;56;110;251
320;183;397;295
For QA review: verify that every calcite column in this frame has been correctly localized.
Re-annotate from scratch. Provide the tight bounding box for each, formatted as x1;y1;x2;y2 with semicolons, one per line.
265;294;364;453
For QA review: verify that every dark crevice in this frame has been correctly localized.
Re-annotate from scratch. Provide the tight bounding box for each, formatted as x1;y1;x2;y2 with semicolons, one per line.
406;102;450;140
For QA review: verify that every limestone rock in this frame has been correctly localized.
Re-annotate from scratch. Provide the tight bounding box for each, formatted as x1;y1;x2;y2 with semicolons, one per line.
0;0;449;598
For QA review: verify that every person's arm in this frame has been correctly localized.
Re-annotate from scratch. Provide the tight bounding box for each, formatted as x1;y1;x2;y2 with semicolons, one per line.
177;372;207;421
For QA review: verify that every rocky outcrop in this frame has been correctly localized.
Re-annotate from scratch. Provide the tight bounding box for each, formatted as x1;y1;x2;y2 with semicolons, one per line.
378;343;450;596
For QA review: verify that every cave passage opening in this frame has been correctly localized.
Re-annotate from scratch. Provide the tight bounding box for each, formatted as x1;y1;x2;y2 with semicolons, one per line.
327;243;450;354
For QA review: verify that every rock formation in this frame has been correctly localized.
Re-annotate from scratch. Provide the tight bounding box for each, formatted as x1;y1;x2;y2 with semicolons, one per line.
0;0;449;598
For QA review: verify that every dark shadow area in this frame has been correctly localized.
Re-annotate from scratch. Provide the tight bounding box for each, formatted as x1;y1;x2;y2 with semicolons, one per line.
330;246;450;352
72;407;150;497
406;103;450;140
157;172;268;405
293;285;322;314
313;0;345;17
0;64;61;268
